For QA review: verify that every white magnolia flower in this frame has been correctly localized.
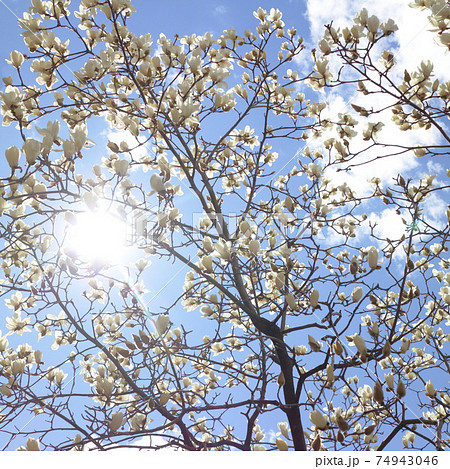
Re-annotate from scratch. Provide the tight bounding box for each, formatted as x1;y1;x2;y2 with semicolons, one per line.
352;334;367;355
310;289;319;308
352;286;363;302
277;422;290;439
5;146;20;169
367;246;379;269
202;236;214;253
113;159;129;177
385;373;395;390
108;411;124;432
11;359;26;375
155;315;169;335
71;126;87;152
82;191;98;210
25;437;40;451
425;380;436;397
7;50;24;68
22;138;41;165
201;255;213;271
150;173;165;192
309;409;328;429
248;239;260;256
275;438;289;451
213;239;232;261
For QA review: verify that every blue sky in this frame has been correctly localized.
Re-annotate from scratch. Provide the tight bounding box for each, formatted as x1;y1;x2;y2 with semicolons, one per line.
0;0;449;453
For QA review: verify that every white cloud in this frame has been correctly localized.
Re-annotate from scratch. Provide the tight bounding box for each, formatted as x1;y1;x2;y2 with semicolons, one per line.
421;190;449;231
305;0;353;42
301;0;446;198
83;434;170;451
303;0;448;105
214;5;227;16
105;128;150;163
305;0;448;78
306;87;436;197
369;207;407;242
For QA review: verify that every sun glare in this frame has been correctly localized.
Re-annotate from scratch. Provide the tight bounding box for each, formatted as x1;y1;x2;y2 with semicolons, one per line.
65;210;128;267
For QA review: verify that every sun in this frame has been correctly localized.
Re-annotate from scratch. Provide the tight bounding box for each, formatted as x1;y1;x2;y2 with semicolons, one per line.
65;209;128;268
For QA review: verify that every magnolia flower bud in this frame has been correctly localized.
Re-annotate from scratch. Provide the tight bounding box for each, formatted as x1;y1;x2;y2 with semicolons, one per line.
425;380;436;397
155;314;169;335
397;380;406;398
200;237;212;253
369;321;379;338
239;220;251;237
277;372;285;387
157;212;168;227
309;409;328;429
367;246;379;269
34;350;43;364
159;391;170;405
5;146;20;169
385;373;395;390
269;236;277;248
0;337;10;353
382;341;391;357
294;345;307;355
182;376;191;388
0;384;12;396
22;138;41;165
333;340;343;356
310;289;319;308
284;196;294;212
278;422;290;439
248;239;261;257
201;255;213;271
64;211;77;226
352;286;363;302
72;126;87;152
275;438;289;451
100;377;114;396
108;411;124;432
285;292;297;310
364;424;376;436
414;147;427;158
150;173;165;192
129;412;146;431
82;191;98;210
352;334;367;355
0;197;9;216
308;335;322;352
34;182;47;198
275;271;285;290
336;414;349;431
326;364;334;385
318;38;331;55
349;256;359;275
373;381;384;404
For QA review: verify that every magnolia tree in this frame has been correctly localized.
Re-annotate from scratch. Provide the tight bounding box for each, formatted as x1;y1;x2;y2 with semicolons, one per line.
0;0;449;452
